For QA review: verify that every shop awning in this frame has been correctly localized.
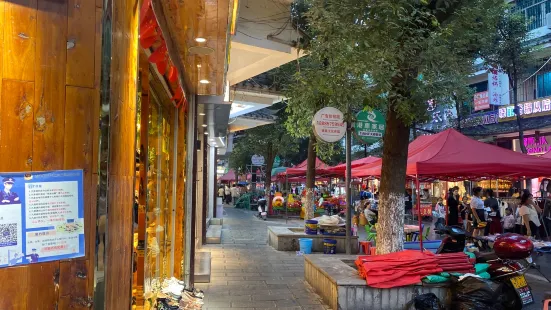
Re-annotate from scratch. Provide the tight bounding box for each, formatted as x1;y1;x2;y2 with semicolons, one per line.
353;128;551;180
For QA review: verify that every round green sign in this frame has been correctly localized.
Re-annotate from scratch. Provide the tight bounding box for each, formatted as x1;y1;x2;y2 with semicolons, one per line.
354;110;385;144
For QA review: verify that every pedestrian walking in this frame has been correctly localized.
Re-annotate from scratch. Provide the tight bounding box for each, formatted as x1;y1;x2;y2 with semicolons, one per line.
224;185;231;204
231;184;239;204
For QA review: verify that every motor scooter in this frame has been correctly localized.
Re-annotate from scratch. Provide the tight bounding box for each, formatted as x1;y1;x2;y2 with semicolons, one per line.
257;198;267;220
436;227;535;310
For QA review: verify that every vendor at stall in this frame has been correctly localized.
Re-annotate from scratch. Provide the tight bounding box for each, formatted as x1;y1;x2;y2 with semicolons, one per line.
434;197;446;229
470;187;486;238
447;188;460;226
519;192;542;238
485;189;502;235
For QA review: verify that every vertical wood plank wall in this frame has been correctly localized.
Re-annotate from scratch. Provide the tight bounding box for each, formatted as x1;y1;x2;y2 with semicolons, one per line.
0;0;102;309
104;0;139;308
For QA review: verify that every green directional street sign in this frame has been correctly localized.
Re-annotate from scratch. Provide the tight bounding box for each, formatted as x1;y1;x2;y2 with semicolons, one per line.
354;110;385;144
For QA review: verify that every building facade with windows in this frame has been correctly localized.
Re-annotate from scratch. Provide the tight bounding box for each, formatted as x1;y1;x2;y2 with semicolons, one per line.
441;0;551;156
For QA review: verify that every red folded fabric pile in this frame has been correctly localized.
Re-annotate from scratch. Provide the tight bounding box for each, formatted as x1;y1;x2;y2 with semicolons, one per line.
355;250;443;288
434;252;475;274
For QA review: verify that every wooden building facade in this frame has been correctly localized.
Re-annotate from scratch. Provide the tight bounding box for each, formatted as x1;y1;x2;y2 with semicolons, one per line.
0;0;233;308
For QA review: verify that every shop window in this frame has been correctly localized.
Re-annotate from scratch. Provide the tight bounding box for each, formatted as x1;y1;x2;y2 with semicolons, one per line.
537;71;551;98
142;93;175;294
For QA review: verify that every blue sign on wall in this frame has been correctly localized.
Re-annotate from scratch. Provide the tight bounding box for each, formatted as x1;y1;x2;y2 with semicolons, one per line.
0;170;84;268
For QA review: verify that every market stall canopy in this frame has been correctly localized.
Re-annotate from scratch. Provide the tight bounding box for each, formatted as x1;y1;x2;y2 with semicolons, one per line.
219;169;236;182
271;166;288;177
327;156;380;175
294;157;328;169
283;158;331;177
352;129;551;180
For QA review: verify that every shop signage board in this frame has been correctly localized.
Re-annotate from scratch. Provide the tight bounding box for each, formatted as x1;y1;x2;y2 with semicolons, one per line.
498;97;551;122
0;169;84;268
412;203;433;217
473;91;490;111
460;110;499;128
522;136;551;155
251;155;265;165
354;110;386;144
488;69;510;106
312;107;346;143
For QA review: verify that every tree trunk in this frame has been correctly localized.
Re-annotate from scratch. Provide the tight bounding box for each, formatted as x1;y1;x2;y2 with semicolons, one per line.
454;94;462;133
512;79;527;153
304;132;317;220
376;105;410;254
265;147;274;197
265;148;274;215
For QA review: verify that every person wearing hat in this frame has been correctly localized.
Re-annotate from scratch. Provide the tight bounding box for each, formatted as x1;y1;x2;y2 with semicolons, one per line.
25;248;39;263
0;177;19;205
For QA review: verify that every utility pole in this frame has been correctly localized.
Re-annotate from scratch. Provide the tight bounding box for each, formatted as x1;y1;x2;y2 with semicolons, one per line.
345;112;352;255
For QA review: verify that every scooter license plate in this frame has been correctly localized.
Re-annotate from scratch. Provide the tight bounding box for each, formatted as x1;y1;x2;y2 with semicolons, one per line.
510;275;527;289
510;275;534;305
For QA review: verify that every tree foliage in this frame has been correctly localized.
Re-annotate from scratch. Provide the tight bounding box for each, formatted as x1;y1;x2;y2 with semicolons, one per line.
228;119;299;192
291;0;504;253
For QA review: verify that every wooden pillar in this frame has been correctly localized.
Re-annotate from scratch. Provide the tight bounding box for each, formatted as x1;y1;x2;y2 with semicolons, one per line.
103;0;139;307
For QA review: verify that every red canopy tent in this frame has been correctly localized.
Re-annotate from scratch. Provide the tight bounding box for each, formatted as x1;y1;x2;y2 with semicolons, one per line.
283;157;332;177
351;129;551;252
219;169;236;182
353;129;551;180
327;156;380;176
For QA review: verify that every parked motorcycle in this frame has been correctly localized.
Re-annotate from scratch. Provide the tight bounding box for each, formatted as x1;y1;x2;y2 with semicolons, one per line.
257;197;267;220
436;227;535;310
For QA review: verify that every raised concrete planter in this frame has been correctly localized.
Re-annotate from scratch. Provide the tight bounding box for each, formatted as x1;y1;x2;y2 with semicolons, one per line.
267;226;359;254
206;225;222;244
304;254;450;310
194;252;211;283
210;218;223;225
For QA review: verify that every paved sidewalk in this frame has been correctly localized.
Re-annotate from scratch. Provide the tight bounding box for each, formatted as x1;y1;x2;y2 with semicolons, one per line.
197;206;330;310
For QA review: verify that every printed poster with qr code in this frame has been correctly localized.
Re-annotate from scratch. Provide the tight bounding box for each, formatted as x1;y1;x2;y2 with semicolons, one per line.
0;169;84;268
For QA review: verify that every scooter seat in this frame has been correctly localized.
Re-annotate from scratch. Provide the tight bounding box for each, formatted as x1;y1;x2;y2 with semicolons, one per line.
475;251;499;263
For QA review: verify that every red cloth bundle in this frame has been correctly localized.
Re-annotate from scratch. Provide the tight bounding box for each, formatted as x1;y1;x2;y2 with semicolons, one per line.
434;252;475;273
355;251;477;288
355;250;443;288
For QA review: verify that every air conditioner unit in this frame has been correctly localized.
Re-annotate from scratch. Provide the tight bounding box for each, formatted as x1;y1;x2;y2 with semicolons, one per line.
546;12;551;29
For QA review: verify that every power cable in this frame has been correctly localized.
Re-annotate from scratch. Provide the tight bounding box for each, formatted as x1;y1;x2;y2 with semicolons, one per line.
237;30;263;40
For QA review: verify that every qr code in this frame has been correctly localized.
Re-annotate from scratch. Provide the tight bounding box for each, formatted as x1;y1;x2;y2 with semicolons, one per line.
0;224;17;247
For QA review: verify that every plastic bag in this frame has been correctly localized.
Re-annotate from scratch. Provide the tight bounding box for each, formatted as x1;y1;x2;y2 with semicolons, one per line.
474;263;489;274
413;293;443;310
423;275;449;283
451;276;504;310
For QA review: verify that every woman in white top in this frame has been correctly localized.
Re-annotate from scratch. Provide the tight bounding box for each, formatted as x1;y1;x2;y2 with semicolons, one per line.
470;187;485;237
519;192;541;238
514;204;523;234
